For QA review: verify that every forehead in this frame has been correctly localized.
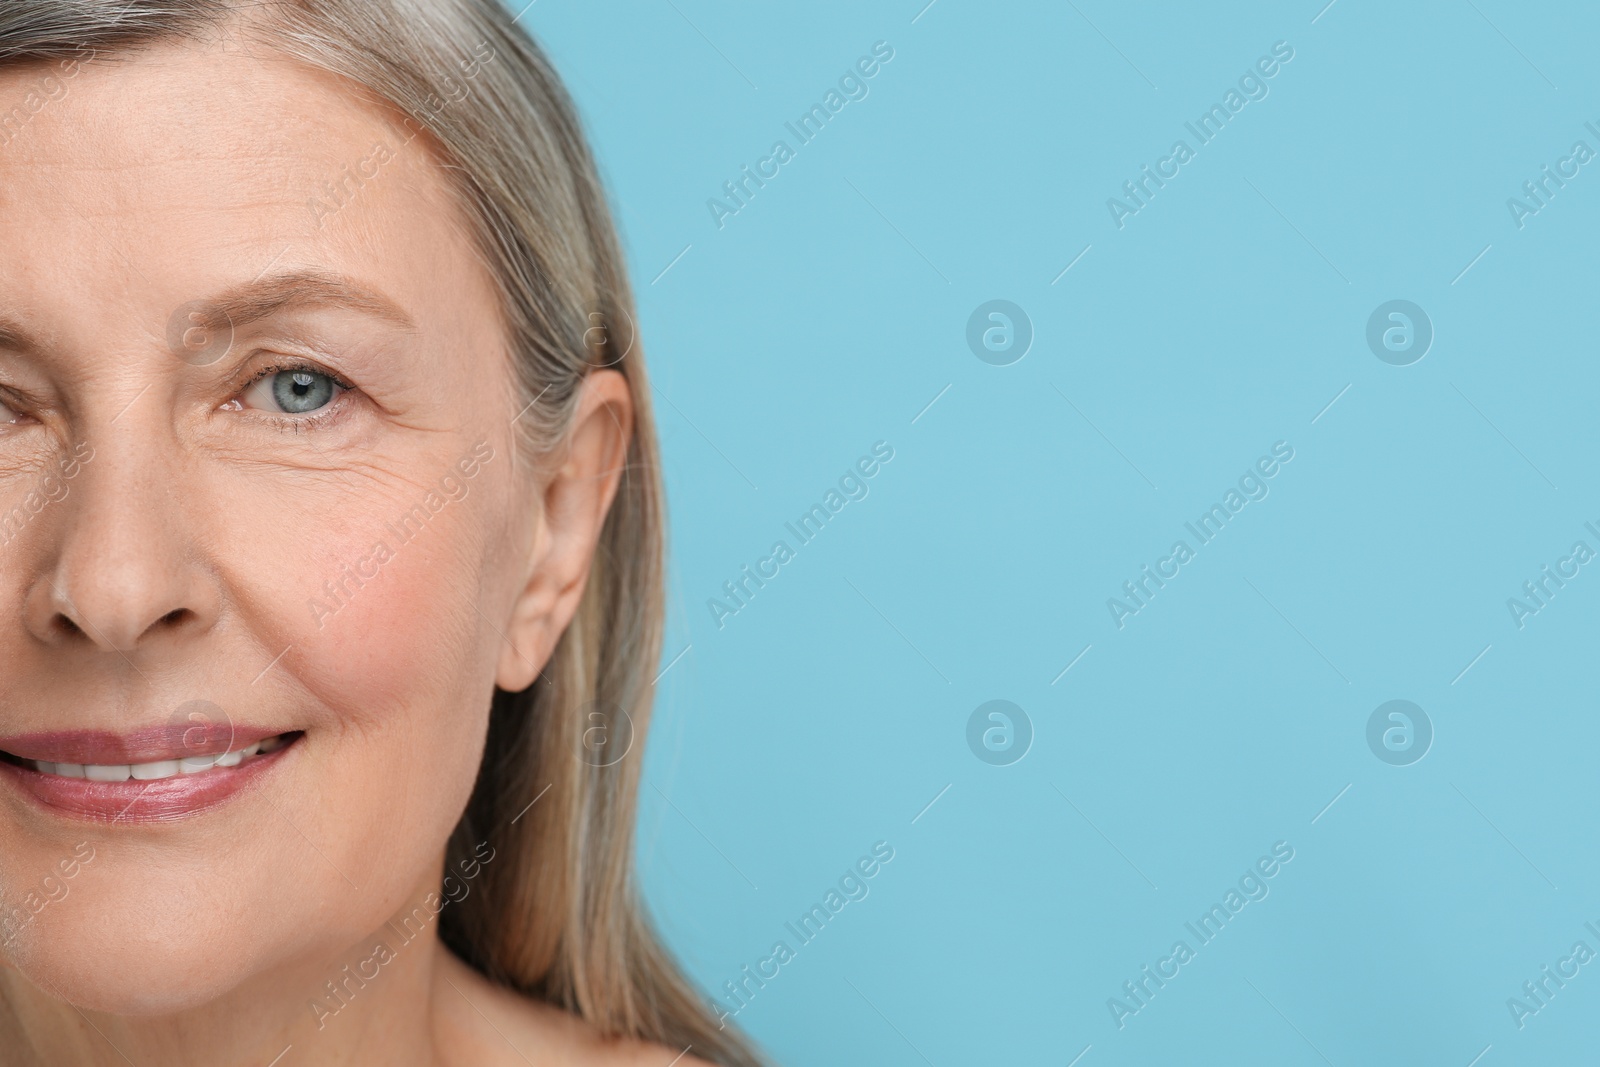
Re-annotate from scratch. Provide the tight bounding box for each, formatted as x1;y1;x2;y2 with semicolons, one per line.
0;36;486;346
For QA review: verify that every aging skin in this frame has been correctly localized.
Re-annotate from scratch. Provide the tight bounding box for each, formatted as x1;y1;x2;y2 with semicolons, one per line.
0;33;698;1067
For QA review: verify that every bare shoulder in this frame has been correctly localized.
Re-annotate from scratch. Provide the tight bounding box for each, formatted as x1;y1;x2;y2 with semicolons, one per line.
432;946;718;1067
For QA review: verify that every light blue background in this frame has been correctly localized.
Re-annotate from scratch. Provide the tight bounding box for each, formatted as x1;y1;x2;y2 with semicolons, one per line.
517;1;1600;1063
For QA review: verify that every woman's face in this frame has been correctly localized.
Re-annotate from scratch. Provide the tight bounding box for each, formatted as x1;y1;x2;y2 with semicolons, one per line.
0;38;610;1014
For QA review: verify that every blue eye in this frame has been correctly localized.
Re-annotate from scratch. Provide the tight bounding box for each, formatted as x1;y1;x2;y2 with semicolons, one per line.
242;368;343;415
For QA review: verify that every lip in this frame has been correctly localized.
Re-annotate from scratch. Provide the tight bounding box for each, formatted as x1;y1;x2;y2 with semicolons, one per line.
0;733;301;823
0;724;287;766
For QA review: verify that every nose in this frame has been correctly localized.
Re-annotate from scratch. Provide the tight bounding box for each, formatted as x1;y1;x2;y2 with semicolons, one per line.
23;438;221;654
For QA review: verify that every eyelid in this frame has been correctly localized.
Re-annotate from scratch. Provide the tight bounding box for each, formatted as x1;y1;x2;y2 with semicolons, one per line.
234;351;354;392
0;380;42;410
0;388;32;424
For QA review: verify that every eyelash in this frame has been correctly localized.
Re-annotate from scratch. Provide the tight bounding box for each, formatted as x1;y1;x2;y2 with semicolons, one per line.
236;359;356;432
0;388;40;429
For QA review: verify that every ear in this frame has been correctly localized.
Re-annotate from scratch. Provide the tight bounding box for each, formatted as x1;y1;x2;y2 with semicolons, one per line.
496;370;632;691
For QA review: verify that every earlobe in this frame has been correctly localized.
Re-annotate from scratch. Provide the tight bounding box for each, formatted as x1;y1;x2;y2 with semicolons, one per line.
494;370;633;693
494;578;549;692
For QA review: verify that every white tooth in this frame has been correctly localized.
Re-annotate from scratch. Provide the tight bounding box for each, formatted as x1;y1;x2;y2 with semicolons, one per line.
215;749;243;768
84;764;132;783
240;742;261;758
180;756;218;774
55;763;84;778
36;761;55;775
130;760;181;781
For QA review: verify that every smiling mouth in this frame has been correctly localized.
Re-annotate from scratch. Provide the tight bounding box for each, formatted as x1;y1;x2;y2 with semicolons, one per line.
0;732;302;782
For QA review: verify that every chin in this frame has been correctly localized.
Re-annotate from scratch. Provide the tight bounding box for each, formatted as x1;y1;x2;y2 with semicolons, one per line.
8;934;250;1017
0;876;296;1016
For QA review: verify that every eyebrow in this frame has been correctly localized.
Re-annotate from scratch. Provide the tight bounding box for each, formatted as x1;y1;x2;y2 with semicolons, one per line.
0;319;36;356
178;269;418;336
0;269;416;359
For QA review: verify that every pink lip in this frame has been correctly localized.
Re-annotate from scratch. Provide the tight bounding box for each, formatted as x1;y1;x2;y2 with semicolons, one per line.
0;738;299;822
0;725;287;766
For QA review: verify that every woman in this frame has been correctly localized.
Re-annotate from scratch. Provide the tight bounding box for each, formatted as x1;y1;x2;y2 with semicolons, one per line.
0;1;764;1063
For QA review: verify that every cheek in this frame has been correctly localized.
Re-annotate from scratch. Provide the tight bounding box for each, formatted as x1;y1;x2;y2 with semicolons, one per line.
227;471;504;726
243;470;499;844
235;475;502;832
230;474;500;862
298;535;482;710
